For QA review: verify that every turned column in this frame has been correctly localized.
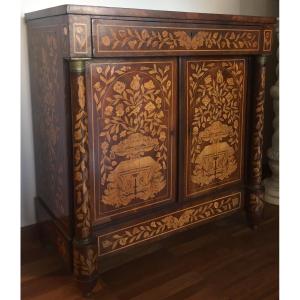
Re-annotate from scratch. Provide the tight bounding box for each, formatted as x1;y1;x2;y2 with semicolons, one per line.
69;59;98;296
264;21;279;205
246;55;267;228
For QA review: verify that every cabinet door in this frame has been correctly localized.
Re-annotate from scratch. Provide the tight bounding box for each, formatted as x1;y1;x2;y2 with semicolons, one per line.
86;58;177;224
182;58;247;200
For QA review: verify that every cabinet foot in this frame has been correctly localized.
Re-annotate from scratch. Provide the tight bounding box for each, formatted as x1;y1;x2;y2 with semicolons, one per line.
78;277;98;297
73;243;98;297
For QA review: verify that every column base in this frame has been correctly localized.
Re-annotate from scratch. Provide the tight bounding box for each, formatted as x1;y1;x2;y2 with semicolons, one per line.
246;190;264;229
264;177;279;205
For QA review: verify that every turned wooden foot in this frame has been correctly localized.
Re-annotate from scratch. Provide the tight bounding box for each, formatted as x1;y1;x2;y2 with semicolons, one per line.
77;277;98;297
73;242;98;297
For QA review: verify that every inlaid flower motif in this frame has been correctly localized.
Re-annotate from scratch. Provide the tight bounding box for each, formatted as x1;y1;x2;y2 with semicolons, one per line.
101;35;111;47
155;97;162;108
217;70;224;83
225;93;233;102
162;216;176;229
157;111;164;119
113;81;126;94
227;77;234;85
130;74;141;90
144;80;155;90
204;75;212;85
145;101;155;112
141;29;150;39
162;31;168;38
120;131;127;138
118;30;126;38
102;240;112;249
179;210;193;224
116;103;125;117
207;40;213;48
128;40;137;49
202;95;211;106
119;238;127;246
234;120;239;129
193;127;199;135
159;131;166;142
104;105;113;116
93;82;102;92
175;31;192;49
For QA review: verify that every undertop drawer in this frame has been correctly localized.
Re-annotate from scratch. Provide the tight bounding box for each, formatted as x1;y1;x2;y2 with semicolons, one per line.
91;18;271;57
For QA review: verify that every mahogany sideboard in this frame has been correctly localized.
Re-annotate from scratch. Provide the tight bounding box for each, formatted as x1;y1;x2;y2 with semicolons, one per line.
25;4;276;296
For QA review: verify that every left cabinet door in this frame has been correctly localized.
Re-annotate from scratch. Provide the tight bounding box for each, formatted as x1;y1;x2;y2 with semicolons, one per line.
86;58;178;224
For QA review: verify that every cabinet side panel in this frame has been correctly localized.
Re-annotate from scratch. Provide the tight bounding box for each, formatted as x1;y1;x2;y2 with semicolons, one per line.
27;16;72;234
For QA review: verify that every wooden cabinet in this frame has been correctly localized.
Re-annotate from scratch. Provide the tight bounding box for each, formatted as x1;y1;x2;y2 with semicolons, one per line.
26;5;276;296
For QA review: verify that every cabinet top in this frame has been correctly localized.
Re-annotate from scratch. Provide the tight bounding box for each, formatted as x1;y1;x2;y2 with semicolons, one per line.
25;4;276;25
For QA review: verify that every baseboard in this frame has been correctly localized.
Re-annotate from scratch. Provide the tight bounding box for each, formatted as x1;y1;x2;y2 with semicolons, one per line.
21;223;39;246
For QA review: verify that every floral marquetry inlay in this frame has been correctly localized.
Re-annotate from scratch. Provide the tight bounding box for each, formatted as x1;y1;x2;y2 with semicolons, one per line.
29;27;68;227
73;247;97;277
73;23;88;54
98;192;241;255
185;59;246;197
263;30;272;52
89;60;176;221
95;22;260;53
72;73;92;239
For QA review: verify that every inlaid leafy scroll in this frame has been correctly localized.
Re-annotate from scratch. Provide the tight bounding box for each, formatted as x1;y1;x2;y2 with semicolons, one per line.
96;24;260;52
98;192;241;255
91;61;175;216
186;59;245;196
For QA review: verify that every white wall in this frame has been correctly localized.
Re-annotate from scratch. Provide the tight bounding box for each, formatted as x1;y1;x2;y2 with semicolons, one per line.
21;0;278;227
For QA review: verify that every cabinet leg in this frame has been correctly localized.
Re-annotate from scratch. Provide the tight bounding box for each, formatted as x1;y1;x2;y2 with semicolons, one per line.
73;244;98;297
246;190;264;229
77;276;98;297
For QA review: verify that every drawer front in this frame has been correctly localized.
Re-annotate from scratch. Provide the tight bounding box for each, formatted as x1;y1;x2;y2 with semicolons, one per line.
86;58;177;224
92;19;264;56
183;58;247;199
97;191;242;256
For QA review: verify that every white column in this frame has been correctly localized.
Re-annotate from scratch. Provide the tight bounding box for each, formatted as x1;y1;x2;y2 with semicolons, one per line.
264;20;279;205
